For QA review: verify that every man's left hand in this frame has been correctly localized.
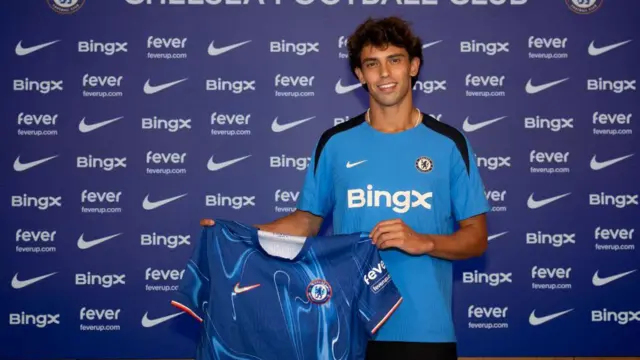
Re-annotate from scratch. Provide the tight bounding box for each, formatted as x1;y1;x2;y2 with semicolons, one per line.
369;219;434;255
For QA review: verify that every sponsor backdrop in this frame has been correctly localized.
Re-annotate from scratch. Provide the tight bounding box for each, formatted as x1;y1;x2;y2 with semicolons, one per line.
1;0;638;358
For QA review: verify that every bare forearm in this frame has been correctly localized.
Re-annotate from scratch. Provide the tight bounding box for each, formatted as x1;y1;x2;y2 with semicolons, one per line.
255;210;322;237
422;225;487;261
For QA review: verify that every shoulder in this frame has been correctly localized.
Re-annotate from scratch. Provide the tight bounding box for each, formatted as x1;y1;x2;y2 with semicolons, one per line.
419;113;473;173
312;112;365;164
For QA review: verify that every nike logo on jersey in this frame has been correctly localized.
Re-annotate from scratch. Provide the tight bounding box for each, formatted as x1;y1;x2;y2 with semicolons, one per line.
15;40;60;56
77;233;122;250
141;311;184;328
462;116;507;132
79;116;123;133
142;193;187;210
11;272;57;289
588;39;632;56
207;155;251;171
233;283;261;294
529;308;573;326
527;192;571;209
271;116;315;132
590;153;634;171
143;78;188;95
208;40;251;56
335;79;362;94
592;269;636;287
525;78;569;94
13;155;59;172
346;160;367;168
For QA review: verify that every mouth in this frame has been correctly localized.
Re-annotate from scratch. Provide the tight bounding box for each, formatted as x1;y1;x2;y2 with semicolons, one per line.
377;82;397;92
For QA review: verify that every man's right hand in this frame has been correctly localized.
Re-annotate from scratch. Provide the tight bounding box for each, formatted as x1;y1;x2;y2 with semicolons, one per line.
200;219;215;227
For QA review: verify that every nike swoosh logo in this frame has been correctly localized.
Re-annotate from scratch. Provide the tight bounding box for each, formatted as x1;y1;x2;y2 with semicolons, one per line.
78;116;123;133
527;192;571;209
208;40;252;56
346;160;367;168
488;231;508;241
422;40;442;49
529;308;573;326
13;154;59;172
462;116;507;132
77;233;122;250
11;272;57;289
590;153;634;171
525;78;569;94
233;283;261;294
588;39;632;56
141;311;184;328
207;155;251;171
15;40;60;56
143;78;188;95
142;193;187;210
271;116;315;132
592;269;637;287
335;79;362;94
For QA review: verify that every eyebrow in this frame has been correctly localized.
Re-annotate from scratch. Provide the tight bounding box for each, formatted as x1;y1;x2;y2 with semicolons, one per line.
362;53;406;62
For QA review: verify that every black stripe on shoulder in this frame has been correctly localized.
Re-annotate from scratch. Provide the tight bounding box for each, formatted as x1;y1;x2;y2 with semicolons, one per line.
314;112;365;175
420;113;470;175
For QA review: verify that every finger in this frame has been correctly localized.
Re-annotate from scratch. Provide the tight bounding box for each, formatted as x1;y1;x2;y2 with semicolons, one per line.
376;232;403;249
371;224;404;243
377;238;403;250
200;219;215;227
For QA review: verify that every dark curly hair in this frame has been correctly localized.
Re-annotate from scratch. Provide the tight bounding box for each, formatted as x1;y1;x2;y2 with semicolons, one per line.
347;16;424;90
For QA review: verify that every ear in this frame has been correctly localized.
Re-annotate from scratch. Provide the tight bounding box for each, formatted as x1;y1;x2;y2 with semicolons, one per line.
354;67;366;84
409;56;420;78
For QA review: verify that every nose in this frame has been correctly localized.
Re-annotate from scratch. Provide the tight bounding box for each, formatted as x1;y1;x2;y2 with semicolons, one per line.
379;62;389;78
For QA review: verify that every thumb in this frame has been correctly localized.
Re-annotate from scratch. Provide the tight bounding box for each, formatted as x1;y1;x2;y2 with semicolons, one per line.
200;219;215;227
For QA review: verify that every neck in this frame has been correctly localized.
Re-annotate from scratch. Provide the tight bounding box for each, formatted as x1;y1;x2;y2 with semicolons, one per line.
367;98;419;133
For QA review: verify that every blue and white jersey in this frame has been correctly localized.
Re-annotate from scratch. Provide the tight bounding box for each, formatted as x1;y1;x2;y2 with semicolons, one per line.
171;219;403;360
297;112;490;343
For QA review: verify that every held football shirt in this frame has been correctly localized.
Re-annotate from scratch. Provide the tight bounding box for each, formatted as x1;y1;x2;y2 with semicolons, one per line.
297;112;491;343
170;219;403;360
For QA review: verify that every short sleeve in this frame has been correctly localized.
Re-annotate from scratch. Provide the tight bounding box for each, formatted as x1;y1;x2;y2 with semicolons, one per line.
170;227;211;323
354;242;403;336
296;139;333;218
450;136;490;221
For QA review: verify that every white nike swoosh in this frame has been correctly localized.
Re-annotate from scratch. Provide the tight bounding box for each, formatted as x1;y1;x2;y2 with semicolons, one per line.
11;272;57;289
78;116;123;133
271;116;315;132
590;153;634;171
488;231;508;241
462;116;507;132
335;79;362;94
142;193;187;210
207;155;251;171
208;40;251;56
141;311;184;328
588;40;632;56
529;308;573;326
15;40;60;56
346;160;367;168
144;78;188;95
592;269;637;287
13;155;59;172
527;192;571;209
422;40;442;49
77;233;122;250
525;78;569;94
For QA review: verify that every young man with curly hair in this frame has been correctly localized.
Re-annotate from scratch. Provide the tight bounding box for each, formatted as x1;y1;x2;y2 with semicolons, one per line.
202;16;490;360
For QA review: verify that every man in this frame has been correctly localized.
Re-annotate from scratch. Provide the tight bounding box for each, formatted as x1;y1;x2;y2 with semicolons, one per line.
202;16;489;360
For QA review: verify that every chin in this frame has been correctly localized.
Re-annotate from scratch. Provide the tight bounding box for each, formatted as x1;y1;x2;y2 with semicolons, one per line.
372;90;408;107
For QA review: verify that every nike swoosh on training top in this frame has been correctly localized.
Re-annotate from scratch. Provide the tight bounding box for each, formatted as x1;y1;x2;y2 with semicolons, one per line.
77;233;122;250
271;116;315;132
422;40;442;49
588;39;632;56
143;78;188;95
462;116;507;132
233;283;261;294
208;40;252;56
335;79;362;94
141;311;184;328
143;193;187;210
529;308;573;326
346;160;367;168
590;153;634;171
592;269;636;286
488;231;508;241
15;40;60;56
525;78;569;94
527;192;571;209
11;272;57;289
13;155;59;172
78;116;123;133
207;155;251;171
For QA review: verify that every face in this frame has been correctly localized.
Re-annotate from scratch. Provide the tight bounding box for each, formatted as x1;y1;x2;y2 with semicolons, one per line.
355;44;420;108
